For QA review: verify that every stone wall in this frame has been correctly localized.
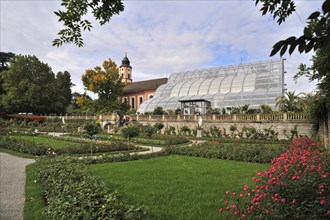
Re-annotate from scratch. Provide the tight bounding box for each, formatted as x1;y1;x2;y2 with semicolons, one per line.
137;120;313;140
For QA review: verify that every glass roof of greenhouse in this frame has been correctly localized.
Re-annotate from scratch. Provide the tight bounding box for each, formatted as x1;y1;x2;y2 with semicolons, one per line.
137;59;284;114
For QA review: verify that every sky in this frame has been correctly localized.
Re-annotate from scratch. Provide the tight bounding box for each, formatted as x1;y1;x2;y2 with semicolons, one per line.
1;0;323;97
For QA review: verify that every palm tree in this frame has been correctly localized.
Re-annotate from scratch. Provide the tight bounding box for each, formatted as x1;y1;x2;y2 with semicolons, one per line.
276;91;306;112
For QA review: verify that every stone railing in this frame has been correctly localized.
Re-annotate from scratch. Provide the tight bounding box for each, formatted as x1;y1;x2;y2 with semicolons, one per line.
135;113;307;122
46;113;308;123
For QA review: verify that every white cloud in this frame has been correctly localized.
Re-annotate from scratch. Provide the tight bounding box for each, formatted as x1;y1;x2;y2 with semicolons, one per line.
1;0;323;96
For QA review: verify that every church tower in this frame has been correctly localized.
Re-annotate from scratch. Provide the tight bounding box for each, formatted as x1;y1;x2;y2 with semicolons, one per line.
119;53;132;85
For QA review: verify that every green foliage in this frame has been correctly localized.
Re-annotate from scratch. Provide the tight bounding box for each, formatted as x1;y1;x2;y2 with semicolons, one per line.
165;142;287;163
256;0;330;56
276;91;306;112
121;124;140;141
1;55;67;114
140;124;155;138
260;104;273;114
53;0;124;47
55;71;74;108
180;125;191;136
164;125;176;135
219;138;330;219
153;106;165;115
0;136;48;155
84;123;101;137
153;122;164;133
82;59;125;113
35;156;146;219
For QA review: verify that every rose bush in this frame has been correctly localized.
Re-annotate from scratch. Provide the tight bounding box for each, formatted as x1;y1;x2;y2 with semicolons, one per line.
219;137;330;219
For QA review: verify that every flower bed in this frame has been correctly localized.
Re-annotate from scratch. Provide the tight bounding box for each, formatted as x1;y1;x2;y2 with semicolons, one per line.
165;142;286;163
35;156;146;219
219;137;330;219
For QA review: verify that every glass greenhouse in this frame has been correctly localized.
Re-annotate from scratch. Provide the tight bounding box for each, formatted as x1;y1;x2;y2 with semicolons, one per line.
137;59;284;115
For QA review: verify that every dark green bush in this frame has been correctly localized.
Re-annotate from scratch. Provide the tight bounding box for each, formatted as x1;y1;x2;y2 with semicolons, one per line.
0;136;48;155
165;142;287;163
35;156;146;219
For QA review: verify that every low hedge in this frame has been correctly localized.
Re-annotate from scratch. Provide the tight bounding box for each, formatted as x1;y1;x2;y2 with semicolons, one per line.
69;133;189;146
165;142;287;163
35;156;146;219
0;136;48;155
0;135;139;156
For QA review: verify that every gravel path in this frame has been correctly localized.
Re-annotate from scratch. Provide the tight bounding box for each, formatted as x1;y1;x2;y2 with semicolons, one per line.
0;153;35;220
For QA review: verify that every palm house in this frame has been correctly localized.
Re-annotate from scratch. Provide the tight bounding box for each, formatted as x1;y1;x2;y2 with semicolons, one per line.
137;59;284;115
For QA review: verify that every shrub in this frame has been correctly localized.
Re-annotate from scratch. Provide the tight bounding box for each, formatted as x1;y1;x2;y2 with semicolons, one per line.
219;137;330;219
153;122;164;133
0;136;48;156
140;125;155;138
180;125;191;136
35;156;146;219
121;124;140;141
165;142;286;163
153;106;165;115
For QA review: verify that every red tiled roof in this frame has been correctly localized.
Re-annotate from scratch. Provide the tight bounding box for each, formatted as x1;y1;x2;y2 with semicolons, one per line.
123;78;168;94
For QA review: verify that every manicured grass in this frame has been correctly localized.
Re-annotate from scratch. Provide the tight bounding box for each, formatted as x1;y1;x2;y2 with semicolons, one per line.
19;136;80;149
89;156;269;220
24;163;45;220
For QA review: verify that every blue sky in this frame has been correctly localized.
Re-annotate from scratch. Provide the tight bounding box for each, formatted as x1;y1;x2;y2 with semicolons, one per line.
1;0;323;96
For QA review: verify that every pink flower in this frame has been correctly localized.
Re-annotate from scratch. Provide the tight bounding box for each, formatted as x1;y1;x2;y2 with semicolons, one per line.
292;199;297;204
219;208;223;215
225;200;228;204
281;198;286;203
226;206;230;211
241;214;246;219
225;191;229;195
265;209;269;215
234;211;239;216
320;199;326;205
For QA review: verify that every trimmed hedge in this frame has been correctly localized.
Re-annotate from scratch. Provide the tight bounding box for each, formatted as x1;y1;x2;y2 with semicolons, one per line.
0;136;48;155
165;142;287;163
0;135;139;156
35;156;146;219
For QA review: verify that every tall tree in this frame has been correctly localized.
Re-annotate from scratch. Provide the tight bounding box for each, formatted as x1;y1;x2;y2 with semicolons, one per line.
0;52;15;72
53;0;124;47
55;71;74;107
1;55;66;114
0;52;15;99
81;59;124;113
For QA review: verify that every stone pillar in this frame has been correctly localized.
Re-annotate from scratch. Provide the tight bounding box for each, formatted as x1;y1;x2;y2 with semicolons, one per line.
283;113;287;121
256;114;260;121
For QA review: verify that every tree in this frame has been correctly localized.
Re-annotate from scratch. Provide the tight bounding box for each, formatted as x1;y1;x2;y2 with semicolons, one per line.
81;59;125;113
275;91;305;112
0;52;15;100
255;0;330;56
53;0;124;47
0;52;15;72
255;0;330;143
55;71;74;108
1;55;66;114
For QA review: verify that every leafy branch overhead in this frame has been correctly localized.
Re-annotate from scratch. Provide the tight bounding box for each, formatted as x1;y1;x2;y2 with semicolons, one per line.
255;0;330;56
53;0;124;47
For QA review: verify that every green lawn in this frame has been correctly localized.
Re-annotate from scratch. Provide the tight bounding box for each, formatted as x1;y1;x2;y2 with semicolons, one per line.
24;164;44;220
89;156;269;220
19;136;80;149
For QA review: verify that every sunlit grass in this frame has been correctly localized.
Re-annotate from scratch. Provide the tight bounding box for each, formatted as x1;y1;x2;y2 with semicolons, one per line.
89;156;269;220
18;136;80;149
24;163;45;220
